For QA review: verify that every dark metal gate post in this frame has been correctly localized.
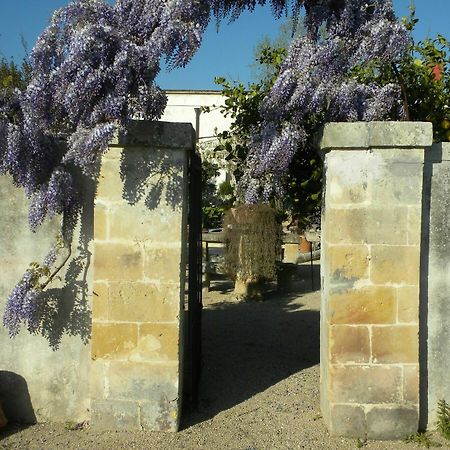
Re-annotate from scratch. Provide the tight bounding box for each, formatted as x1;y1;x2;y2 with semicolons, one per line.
186;145;203;406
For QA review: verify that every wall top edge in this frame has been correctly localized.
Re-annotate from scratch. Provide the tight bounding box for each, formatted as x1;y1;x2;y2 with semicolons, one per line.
109;120;195;149
318;121;433;150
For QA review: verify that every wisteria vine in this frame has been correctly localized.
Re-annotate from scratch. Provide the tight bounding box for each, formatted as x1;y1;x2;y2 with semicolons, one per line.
240;0;410;201
0;0;409;336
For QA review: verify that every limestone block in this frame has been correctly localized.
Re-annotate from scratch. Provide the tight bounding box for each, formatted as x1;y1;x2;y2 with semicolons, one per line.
129;323;179;362
90;360;107;400
326;151;370;206
92;282;109;321
369;158;424;207
91;400;140;430
140;398;179;431
403;365;420;404
366;406;418;440
107;362;178;402
407;207;422;246
330;325;370;363
329;404;366;437
109;205;183;243
330;365;402;404
329;286;396;324
370;245;420;285
371;325;418;364
110;121;195;150
397;286;419;324
91;323;138;360
328;245;370;283
325;208;408;245
108;282;180;323
96;159;126;202
94;242;143;282
93;204;108;241
144;248;182;283
320;121;433;150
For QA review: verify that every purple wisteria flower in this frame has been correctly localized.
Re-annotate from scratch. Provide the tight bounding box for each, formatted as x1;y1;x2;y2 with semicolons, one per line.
242;0;410;201
1;0;410;335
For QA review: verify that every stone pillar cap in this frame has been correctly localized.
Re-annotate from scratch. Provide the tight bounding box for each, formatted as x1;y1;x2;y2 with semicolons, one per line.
110;120;196;149
319;121;433;150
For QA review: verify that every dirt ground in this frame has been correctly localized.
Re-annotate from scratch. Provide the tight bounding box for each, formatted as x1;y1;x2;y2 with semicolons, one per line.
1;264;448;449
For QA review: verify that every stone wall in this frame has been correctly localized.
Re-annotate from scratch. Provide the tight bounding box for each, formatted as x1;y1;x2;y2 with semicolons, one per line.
0;121;194;430
425;142;450;426
319;122;433;439
90;121;193;431
0;174;94;423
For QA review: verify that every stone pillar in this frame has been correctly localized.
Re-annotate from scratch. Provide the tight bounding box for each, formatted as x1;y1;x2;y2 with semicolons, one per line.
319;122;432;439
426;142;450;425
90;121;194;431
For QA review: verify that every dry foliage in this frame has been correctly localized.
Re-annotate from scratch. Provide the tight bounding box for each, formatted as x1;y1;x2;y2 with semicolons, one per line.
223;204;281;282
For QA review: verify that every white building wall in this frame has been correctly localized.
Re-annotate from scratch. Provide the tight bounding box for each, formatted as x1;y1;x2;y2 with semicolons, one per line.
162;90;233;142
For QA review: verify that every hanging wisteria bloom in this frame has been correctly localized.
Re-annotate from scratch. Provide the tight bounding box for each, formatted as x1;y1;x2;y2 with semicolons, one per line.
1;0;410;336
240;0;411;202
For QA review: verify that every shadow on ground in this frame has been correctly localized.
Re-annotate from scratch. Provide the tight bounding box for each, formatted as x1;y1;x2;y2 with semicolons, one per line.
182;263;321;428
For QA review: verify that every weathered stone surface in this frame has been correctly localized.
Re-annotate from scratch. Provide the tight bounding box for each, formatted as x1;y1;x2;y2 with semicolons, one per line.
110;120;195;150
370;245;420;285
319;121;433;150
403;365;419;404
426;142;450;425
129;323;179;362
91;323;138;360
329;286;396;324
94;242;143;282
0;174;92;423
96;158;126;201
90;360;107;400
93;204;108;241
329;404;366;437
366;406;418;440
107;362;178;402
91;400;140;430
328;245;370;284
370;167;423;207
325;208;408;245
326;151;371;206
109;206;182;243
143;248;182;283
140;398;179;431
325;148;424;208
371;325;418;364
330;325;370;363
330;365;402;404
397;286;419;324
92;282;109;321
407;207;422;246
320;122;429;440
108;282;180;323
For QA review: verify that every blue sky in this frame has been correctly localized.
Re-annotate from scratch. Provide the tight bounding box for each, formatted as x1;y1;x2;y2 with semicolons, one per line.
0;1;448;90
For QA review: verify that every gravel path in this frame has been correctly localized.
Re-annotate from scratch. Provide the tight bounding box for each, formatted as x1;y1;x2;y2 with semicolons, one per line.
1;271;447;449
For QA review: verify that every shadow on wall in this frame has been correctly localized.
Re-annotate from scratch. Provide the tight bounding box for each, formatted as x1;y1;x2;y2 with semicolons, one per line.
183;272;320;427
419;145;432;431
119;143;184;211
33;173;95;350
0;371;36;425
